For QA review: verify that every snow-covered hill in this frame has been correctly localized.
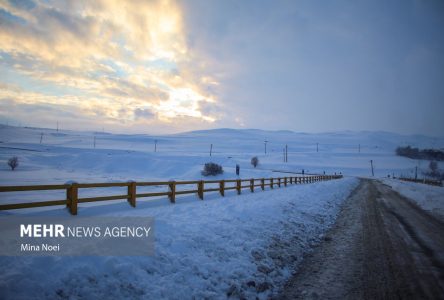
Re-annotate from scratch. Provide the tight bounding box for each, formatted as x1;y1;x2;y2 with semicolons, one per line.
0;125;442;187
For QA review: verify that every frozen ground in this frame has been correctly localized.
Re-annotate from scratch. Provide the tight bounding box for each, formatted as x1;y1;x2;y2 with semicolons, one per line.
0;178;358;299
381;178;444;222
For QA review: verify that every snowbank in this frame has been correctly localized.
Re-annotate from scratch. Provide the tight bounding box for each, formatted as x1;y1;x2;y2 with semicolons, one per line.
382;178;444;221
0;178;358;299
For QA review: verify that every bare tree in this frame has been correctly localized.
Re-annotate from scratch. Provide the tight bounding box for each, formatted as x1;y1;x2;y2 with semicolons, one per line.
251;156;259;168
8;156;19;171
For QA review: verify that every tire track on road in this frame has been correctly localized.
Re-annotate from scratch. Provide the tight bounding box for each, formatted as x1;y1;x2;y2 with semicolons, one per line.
277;179;444;300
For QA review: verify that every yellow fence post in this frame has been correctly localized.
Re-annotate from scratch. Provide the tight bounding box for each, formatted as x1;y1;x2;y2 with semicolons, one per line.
127;181;136;207
70;183;78;215
236;179;241;195
284;177;287;187
261;178;265;190
270;178;274;189
168;181;176;203
278;178;281;187
219;180;225;196
198;180;204;200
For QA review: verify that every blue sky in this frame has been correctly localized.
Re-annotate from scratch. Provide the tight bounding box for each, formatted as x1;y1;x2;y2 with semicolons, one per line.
0;0;443;135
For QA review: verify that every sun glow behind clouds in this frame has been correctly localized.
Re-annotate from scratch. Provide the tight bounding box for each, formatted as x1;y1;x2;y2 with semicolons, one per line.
158;87;216;122
0;0;218;132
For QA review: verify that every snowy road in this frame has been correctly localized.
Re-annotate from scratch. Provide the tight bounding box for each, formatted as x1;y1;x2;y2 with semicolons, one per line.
278;179;444;299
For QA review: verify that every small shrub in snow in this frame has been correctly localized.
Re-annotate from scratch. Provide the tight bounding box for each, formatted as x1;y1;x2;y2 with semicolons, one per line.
426;160;442;179
202;162;223;176
251;156;259;168
8;156;19;171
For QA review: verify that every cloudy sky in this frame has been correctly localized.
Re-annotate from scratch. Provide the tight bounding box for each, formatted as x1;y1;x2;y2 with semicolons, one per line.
0;0;443;135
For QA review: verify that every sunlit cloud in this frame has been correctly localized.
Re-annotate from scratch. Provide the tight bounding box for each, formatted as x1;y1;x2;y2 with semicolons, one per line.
0;0;219;132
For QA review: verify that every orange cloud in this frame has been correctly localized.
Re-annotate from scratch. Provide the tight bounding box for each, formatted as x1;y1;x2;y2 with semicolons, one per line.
0;0;220;131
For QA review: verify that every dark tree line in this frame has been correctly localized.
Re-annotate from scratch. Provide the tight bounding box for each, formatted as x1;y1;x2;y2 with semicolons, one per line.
396;146;444;161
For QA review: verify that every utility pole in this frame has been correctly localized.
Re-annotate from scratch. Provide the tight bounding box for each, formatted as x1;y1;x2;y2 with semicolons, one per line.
40;133;43;144
285;144;288;162
56;121;59;132
154;140;157;152
210;144;213;156
370;160;374;176
316;143;318;153
264;140;268;155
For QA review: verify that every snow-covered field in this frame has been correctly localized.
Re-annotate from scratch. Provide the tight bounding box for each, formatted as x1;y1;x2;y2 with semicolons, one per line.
1;125;443;188
1;125;442;207
0;125;443;299
0;178;358;299
382;178;444;222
